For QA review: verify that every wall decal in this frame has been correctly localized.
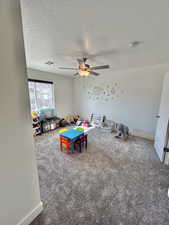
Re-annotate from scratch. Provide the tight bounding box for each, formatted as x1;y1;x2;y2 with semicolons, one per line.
87;82;124;102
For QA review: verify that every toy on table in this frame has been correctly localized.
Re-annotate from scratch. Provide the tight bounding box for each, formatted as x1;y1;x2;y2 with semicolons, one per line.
75;127;84;132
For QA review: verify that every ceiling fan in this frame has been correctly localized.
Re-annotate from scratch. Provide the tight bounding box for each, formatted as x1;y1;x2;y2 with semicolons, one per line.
58;57;110;77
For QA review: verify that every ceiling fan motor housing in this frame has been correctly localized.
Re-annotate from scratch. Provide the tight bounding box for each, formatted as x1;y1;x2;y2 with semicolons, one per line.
79;63;90;71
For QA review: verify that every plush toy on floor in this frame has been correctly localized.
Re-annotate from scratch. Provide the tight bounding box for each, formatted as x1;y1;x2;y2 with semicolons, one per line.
112;123;129;141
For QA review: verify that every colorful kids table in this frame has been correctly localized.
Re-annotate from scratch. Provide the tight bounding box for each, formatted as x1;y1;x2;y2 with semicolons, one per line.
59;129;84;153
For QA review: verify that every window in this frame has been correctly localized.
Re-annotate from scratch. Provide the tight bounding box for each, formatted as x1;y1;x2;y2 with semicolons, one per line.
28;79;54;112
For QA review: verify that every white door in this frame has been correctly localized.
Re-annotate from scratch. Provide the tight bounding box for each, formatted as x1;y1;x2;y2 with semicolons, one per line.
155;73;169;161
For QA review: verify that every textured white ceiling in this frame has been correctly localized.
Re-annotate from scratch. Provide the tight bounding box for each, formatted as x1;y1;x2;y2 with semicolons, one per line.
21;0;169;76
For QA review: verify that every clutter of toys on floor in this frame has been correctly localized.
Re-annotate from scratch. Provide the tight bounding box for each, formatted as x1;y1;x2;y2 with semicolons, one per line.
102;116;129;141
31;109;129;141
31;110;81;136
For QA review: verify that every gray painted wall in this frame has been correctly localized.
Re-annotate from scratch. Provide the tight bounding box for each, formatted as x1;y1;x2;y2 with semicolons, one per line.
73;64;169;139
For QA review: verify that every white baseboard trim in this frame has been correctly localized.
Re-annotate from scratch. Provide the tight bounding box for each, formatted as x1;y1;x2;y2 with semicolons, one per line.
17;201;43;225
132;129;154;141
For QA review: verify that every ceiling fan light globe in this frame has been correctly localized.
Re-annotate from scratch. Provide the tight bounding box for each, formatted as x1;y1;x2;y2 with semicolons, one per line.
79;70;90;77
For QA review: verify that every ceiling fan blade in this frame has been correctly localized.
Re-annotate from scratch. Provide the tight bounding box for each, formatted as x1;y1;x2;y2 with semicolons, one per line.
58;67;77;70
90;65;110;70
73;72;79;77
90;71;100;76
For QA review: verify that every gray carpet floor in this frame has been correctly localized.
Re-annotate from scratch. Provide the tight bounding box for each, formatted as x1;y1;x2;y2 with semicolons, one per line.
31;128;169;225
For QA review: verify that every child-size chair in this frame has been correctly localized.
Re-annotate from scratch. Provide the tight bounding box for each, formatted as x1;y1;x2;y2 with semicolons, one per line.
60;136;73;153
74;134;88;153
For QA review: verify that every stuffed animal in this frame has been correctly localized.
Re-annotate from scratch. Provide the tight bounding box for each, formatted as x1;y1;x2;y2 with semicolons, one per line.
113;123;129;141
